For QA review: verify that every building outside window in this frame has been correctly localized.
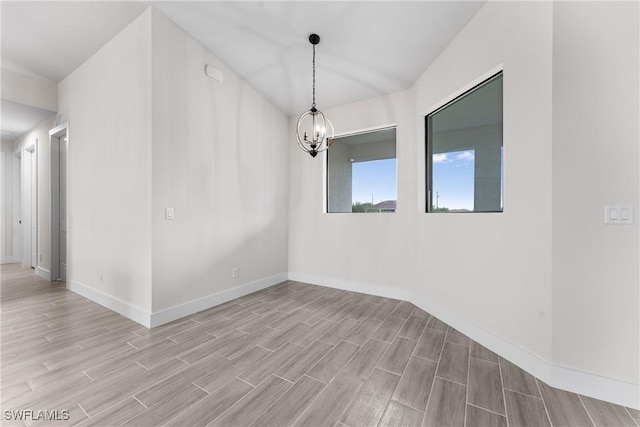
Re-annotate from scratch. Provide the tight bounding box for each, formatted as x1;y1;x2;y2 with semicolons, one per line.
327;127;397;213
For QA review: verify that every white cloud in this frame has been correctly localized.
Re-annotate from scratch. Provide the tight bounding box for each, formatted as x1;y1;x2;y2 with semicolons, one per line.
456;150;475;161
433;153;448;163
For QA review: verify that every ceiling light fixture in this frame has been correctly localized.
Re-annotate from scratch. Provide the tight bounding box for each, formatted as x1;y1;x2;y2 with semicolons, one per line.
296;33;334;158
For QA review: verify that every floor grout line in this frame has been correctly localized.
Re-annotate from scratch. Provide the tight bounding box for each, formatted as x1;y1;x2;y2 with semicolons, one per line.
421;325;448;425
535;377;554;427
131;395;148;409
234;376;256;389
77;402;90;419
192;382;211;395
378;321;423;425
469;354;499;364
335;376;365;427
288;374;331;426
271;373;295;384
134;361;149;371
241;375;296;427
498;351;510;427
435;375;468;388
624;408;640;427
503;386;545;400
464;326;471;427
467;402;507;418
577;394;599;427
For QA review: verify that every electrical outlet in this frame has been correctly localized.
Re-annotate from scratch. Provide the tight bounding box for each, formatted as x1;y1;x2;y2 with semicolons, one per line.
441;285;448;296
232;268;239;279
99;273;104;282
39;254;43;262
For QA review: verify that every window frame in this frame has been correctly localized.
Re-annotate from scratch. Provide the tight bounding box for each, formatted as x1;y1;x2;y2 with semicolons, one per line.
325;125;398;214
425;70;503;213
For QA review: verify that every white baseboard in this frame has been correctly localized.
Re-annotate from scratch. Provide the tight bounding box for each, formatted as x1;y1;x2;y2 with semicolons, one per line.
66;273;289;329
551;364;639;410
67;280;151;328
410;290;554;380
1;256;17;264
288;272;410;302
35;266;50;281
409;290;639;410
290;276;639;410
149;272;289;328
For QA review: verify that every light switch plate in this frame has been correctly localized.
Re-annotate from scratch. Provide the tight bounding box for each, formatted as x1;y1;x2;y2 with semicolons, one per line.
619;205;633;224
165;208;175;220
604;204;633;224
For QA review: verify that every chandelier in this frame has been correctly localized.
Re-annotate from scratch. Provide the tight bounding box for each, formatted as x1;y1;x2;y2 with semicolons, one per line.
296;34;334;158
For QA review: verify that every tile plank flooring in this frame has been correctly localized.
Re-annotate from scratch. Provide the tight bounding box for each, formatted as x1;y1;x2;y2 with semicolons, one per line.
1;264;638;427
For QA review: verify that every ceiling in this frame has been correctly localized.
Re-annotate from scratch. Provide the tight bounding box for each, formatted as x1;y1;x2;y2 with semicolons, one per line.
1;100;55;142
1;1;486;117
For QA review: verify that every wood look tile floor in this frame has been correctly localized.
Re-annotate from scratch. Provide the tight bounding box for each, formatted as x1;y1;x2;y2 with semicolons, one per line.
1;264;638;427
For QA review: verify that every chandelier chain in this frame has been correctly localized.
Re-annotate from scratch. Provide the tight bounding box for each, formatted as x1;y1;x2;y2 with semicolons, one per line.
312;44;316;108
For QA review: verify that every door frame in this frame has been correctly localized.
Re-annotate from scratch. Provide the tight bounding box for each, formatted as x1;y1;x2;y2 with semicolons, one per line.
50;122;69;282
12;151;22;264
22;143;37;268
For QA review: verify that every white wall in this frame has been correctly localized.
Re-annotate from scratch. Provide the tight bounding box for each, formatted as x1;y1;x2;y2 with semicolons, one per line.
289;89;414;300
414;0;554;361
291;0;554;363
150;10;289;313
57;9;153;313
552;0;639;390
55;7;288;325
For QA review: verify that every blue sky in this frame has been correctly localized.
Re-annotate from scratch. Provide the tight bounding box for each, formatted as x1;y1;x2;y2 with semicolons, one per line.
351;150;502;210
432;150;475;210
352;159;397;204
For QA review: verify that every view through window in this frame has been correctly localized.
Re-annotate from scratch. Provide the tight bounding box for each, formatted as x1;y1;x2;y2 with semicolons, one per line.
426;72;503;213
431;149;476;212
327;127;397;213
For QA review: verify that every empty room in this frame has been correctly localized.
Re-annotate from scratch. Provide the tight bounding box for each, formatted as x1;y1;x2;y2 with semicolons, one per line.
1;1;639;426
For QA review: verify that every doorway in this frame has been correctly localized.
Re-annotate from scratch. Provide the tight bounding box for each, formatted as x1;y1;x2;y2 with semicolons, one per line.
22;144;37;268
12;153;21;263
50;123;68;282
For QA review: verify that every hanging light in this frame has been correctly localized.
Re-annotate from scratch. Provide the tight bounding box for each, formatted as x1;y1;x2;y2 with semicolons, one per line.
296;33;334;158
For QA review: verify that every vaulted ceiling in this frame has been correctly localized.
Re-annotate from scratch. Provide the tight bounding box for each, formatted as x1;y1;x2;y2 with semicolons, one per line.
1;1;485;119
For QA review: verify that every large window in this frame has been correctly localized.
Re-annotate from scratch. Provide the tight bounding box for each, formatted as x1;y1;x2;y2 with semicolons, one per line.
426;72;503;213
327;127;397;213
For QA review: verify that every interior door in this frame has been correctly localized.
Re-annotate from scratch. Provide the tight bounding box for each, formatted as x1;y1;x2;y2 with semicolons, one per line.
60;136;67;281
22;148;32;268
12;154;21;263
50;124;68;282
30;147;37;267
